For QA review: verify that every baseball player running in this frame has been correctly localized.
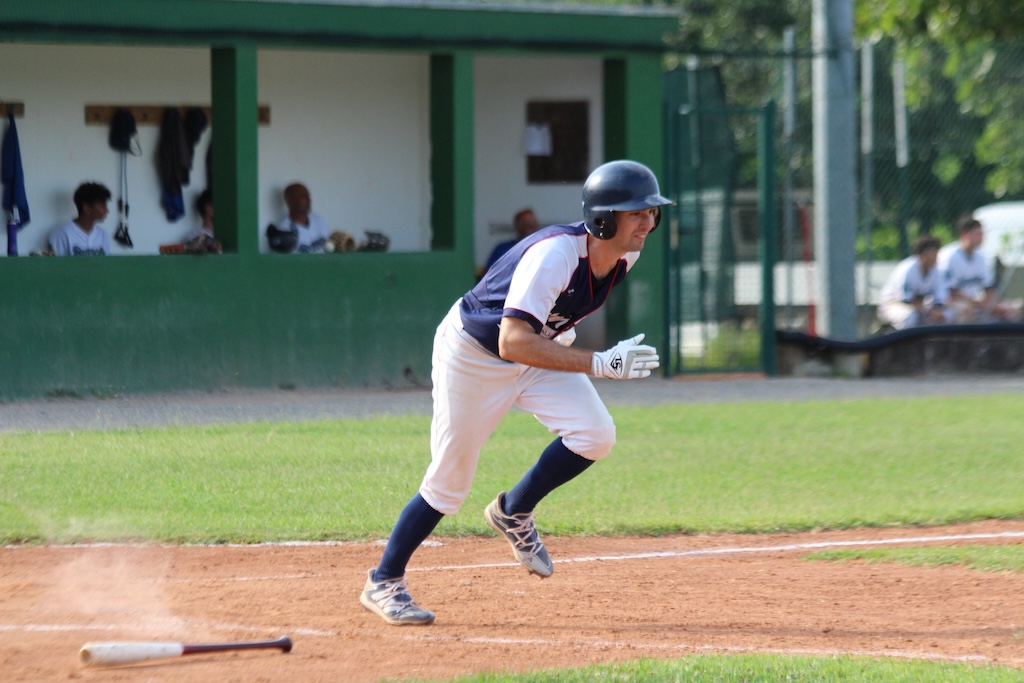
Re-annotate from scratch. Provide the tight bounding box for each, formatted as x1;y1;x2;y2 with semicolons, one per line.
360;160;673;626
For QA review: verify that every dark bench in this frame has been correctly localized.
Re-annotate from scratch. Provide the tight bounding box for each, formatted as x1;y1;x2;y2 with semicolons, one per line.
776;323;1024;376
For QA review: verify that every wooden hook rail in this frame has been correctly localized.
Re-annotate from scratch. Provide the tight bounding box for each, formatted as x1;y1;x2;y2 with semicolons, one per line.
0;102;25;118
84;105;270;126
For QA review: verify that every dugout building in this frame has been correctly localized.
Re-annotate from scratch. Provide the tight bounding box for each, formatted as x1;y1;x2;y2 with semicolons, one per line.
0;0;678;399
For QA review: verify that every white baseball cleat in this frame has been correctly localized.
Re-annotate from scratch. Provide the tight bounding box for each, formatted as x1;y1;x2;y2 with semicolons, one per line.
360;569;436;626
484;492;554;578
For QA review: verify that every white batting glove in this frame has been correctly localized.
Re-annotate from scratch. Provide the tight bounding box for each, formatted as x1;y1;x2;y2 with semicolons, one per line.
591;333;660;380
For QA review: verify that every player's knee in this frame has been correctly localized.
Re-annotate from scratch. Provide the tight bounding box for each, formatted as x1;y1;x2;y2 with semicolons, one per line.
418;484;467;516
566;416;616;461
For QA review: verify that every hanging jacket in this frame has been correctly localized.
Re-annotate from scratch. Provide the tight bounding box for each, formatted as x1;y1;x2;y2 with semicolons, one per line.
184;107;208;151
157;107;191;221
1;112;30;227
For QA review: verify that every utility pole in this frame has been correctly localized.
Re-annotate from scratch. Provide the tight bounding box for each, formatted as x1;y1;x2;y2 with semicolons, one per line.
812;0;858;339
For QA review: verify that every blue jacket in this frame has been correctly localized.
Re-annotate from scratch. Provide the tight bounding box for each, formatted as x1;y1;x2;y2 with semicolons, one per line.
1;112;30;227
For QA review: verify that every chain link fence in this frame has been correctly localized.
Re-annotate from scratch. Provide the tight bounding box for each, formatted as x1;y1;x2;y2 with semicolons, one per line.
666;38;1024;373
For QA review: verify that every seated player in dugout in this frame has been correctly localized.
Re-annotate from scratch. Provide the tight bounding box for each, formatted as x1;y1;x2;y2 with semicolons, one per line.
938;214;1023;323
265;182;330;253
182;189;222;254
47;182;112;256
360;160;671;626
480;207;542;277
877;235;951;331
159;189;222;254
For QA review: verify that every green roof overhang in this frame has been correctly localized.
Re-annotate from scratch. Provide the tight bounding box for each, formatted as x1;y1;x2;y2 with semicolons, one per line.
0;0;680;53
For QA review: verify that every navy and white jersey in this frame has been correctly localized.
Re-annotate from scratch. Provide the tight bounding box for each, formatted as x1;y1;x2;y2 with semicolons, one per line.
48;220;110;256
460;221;640;357
273;212;330;253
938;242;994;299
879;254;946;307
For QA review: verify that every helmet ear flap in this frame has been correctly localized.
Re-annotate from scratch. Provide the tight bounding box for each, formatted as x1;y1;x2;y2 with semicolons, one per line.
586;210;618;240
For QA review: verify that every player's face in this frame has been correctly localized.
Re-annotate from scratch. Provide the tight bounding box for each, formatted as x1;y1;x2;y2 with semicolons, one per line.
920;247;938;271
612;208;659;252
285;185;311;214
969;226;984;249
960;224;983;250
83;201;109;224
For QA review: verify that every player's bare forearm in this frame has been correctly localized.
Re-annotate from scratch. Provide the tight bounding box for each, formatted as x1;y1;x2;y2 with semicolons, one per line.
498;317;593;373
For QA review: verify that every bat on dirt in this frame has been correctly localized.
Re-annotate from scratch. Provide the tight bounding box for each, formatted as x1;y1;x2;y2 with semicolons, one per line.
79;635;292;667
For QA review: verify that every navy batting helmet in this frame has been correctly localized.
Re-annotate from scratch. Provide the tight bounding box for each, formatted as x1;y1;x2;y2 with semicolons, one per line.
266;223;298;253
582;160;674;240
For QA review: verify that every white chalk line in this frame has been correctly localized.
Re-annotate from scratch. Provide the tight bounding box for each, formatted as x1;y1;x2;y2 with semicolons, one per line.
0;621;333;638
0;624;121;633
164;572;319;583
2;540;365;550
404;633;997;666
3;538;437;550
4;530;1023;583
409;530;1024;573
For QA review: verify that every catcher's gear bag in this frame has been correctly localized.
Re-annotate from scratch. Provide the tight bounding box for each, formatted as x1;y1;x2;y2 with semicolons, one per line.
266;223;298;253
582;160;674;240
358;230;390;252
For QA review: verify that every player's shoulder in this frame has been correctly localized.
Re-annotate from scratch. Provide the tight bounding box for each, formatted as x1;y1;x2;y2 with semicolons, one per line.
523;222;587;251
938;242;960;259
524;223;588;265
530;221;586;238
899;253;919;270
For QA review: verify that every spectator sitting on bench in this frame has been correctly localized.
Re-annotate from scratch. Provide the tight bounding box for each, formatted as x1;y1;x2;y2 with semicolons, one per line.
877;235;950;331
938;214;1022;323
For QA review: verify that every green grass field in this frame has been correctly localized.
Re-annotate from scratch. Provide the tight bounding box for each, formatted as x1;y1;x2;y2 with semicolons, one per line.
419;655;1024;683
2;393;1023;681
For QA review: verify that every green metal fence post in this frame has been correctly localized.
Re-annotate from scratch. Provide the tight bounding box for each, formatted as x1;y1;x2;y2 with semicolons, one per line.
758;100;778;376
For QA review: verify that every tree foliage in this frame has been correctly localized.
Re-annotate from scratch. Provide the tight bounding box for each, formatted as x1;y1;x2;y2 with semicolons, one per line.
566;0;1024;247
857;0;1024;198
855;0;1024;43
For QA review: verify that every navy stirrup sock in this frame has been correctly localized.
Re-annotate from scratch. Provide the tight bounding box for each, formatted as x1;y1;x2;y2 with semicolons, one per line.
375;493;444;581
504;438;593;515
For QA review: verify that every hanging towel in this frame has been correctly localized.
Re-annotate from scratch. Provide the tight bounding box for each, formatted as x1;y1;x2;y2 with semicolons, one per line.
2;112;29;256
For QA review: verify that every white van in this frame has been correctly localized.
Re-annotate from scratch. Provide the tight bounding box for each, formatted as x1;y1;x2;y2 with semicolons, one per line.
973;201;1024;268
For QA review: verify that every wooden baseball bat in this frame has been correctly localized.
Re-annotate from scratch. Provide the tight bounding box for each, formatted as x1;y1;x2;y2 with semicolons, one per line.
79;635;292;667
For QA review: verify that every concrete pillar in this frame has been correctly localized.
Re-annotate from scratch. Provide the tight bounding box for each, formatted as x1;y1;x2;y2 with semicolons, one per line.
812;0;858;339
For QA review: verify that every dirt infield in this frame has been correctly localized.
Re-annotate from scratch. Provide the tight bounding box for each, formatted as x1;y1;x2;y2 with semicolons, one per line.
4;378;1024;681
3;519;1024;682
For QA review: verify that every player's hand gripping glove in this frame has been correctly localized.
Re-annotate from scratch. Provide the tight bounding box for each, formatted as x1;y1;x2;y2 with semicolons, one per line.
591;333;660;380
